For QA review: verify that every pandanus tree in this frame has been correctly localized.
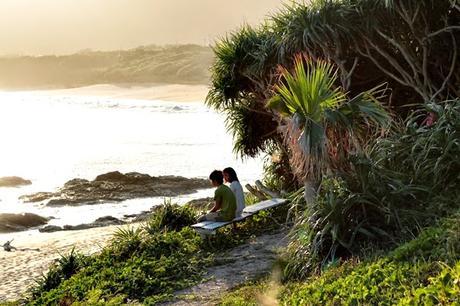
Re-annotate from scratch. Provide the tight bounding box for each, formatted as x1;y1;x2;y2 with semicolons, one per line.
268;55;390;204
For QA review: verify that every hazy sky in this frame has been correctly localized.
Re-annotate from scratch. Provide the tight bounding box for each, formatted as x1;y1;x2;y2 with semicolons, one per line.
0;0;285;55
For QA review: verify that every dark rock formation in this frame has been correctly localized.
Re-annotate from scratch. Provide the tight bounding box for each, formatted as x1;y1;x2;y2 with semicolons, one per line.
20;171;210;206
185;197;213;211
39;216;126;233
0;213;48;233
39;225;62;233
0;176;32;187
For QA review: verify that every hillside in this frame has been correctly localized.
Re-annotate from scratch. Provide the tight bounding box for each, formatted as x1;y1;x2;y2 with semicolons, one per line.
0;44;213;89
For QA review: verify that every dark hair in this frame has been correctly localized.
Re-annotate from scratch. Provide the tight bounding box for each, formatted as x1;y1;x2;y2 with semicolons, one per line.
223;167;239;182
209;170;223;184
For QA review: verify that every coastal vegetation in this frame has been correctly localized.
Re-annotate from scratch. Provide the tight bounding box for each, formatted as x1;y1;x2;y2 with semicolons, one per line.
7;0;459;304
208;0;460;304
18;202;287;305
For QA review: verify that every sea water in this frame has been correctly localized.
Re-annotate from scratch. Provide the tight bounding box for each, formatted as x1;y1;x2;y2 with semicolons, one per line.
0;88;264;228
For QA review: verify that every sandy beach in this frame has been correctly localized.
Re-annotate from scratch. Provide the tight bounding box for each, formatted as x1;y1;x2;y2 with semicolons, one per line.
0;224;132;302
46;84;210;102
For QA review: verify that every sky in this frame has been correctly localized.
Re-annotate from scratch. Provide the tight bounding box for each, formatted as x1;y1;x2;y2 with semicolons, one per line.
0;0;285;55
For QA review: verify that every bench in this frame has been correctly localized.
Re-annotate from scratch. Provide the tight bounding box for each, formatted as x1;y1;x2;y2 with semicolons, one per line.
191;198;288;236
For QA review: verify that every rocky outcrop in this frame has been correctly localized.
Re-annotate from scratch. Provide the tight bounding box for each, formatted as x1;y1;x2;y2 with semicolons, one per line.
0;213;48;233
185;197;213;211
39;215;126;233
0;176;32;188
20;171;210;206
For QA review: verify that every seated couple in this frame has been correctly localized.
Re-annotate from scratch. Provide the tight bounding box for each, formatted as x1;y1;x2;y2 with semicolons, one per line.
197;167;245;222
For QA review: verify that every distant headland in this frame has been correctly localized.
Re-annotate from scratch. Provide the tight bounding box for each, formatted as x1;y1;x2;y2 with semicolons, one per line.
0;44;213;90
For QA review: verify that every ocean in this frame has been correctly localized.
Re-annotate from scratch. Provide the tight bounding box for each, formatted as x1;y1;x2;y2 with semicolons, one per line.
0;86;263;229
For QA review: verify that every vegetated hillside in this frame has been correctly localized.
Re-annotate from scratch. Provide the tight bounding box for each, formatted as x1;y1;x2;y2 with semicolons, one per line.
220;213;460;305
0;44;213;89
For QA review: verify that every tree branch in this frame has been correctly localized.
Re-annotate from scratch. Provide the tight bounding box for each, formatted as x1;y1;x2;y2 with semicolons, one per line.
432;32;458;100
426;26;460;39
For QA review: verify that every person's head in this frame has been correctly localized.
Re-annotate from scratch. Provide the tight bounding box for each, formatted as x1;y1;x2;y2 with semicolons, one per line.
223;167;239;183
209;170;224;187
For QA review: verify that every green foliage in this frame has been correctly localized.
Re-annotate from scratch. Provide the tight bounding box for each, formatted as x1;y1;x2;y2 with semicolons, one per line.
268;55;389;181
207;25;280;158
29;248;88;300
281;216;460;305
369;100;460;200
145;201;197;234
28;228;209;305
219;215;460;305
209;0;459;165
25;201;288;305
284;177;393;280
283;99;460;279
219;280;270;306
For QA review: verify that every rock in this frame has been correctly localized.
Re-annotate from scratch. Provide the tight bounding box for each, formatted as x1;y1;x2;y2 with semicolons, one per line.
0;176;32;188
20;192;54;203
39;225;63;233
0;213;48;233
95;216;121;223
63;224;93;230
20;171;210;206
185;197;213;211
39;216;126;233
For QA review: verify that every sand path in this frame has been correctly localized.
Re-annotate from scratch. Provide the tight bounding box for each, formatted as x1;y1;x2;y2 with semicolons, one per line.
0;225;129;302
162;229;289;306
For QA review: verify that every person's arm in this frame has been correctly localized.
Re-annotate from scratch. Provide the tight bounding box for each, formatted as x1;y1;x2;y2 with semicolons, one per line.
209;199;222;212
209;187;223;212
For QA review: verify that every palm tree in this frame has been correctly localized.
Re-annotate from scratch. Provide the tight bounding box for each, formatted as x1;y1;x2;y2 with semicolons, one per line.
267;54;390;204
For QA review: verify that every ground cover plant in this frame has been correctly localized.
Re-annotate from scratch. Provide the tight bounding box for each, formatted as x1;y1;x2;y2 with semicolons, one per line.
22;201;288;305
219;213;460;305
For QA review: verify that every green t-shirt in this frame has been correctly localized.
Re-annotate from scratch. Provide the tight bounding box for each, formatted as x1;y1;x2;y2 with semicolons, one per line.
214;184;237;221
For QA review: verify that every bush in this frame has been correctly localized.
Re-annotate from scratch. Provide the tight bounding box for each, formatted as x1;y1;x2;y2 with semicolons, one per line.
283;100;460;280
26;200;288;304
29;248;88;300
28;228;209;305
145;201;197;234
283;177;393;280
281;215;460;305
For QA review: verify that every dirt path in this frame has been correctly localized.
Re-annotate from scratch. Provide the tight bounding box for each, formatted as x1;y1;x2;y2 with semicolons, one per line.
162;229;289;306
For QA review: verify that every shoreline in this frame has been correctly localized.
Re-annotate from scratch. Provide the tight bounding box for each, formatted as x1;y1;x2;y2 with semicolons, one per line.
0;197;212;302
0;83;210;103
0;223;134;302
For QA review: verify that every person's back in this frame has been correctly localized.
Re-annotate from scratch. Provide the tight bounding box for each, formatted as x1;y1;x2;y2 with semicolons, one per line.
214;184;237;221
223;167;246;218
230;181;245;217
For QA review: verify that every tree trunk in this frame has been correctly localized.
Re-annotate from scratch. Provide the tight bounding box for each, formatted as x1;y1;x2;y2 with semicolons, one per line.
303;178;317;207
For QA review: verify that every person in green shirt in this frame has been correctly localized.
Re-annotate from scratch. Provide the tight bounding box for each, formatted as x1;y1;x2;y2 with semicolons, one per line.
197;170;237;222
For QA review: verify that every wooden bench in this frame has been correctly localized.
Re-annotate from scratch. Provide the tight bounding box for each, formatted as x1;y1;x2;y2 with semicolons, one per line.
191;198;288;236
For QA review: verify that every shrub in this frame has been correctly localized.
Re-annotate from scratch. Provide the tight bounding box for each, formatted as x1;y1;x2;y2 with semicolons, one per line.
283;177;394;280
281;215;460;305
29;248;88;300
145;201;197;234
